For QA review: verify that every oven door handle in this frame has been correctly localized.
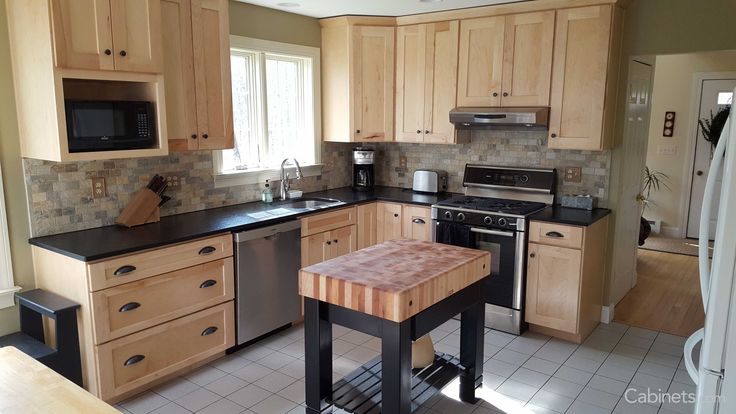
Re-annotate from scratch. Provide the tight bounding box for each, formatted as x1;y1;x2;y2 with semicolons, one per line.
470;228;515;237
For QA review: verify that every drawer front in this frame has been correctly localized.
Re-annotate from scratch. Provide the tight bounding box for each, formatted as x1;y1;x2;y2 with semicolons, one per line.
529;222;583;249
87;234;233;291
96;302;234;400
91;258;235;344
300;207;357;237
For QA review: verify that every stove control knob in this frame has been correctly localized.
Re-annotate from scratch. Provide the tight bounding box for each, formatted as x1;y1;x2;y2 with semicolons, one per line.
497;217;507;227
520;175;530;183
443;211;453;220
456;212;466;222
483;216;493;225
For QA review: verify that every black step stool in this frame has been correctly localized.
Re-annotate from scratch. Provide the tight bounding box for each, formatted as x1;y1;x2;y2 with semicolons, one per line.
0;289;82;386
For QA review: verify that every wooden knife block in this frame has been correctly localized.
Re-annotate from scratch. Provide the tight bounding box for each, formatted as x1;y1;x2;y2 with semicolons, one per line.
116;188;161;228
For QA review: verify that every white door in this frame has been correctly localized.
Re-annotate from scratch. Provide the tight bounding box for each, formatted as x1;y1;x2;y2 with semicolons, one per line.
610;60;653;306
686;79;736;239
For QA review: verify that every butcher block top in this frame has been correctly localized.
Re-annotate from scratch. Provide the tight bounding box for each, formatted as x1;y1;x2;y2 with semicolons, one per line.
299;239;491;322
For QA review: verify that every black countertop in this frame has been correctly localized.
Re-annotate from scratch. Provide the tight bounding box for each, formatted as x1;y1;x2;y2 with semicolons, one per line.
529;206;611;227
29;186;455;262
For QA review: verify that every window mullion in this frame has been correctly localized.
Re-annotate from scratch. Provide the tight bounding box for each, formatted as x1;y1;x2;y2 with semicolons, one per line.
258;52;270;168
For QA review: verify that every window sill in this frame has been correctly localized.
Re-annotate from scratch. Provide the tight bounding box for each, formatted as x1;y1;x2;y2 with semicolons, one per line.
214;164;323;189
0;286;21;310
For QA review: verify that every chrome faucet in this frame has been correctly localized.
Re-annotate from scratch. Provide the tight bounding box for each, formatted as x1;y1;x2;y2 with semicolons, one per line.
279;158;303;199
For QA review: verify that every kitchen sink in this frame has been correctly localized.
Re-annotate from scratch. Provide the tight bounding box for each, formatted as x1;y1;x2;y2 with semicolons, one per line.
277;197;344;210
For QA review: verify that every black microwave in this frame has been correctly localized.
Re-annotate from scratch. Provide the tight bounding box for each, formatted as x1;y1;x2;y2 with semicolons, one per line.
65;100;156;153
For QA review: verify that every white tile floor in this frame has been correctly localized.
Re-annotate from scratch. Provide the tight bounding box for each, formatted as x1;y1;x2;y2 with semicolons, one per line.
115;321;696;414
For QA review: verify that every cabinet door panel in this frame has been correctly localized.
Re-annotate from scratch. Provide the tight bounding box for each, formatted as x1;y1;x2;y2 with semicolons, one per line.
376;202;403;243
395;25;426;143
501;11;554;106
51;0;114;70
548;5;612;150
330;225;357;259
526;243;581;333
109;0;162;73
457;17;504;107
357;203;378;249
402;205;432;242
301;232;329;267
352;26;395;142
162;0;198;150
424;21;459;144
192;0;234;150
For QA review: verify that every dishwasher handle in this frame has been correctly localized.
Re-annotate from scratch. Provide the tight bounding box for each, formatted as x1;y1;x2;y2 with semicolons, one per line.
233;220;301;243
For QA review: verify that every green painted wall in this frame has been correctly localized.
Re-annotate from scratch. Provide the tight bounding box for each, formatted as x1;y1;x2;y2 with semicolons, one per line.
0;0;35;336
228;1;320;48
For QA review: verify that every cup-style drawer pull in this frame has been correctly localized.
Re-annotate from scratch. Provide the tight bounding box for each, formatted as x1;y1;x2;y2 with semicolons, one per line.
545;231;564;238
198;246;217;255
199;279;218;289
412;218;426;224
118;302;141;313
124;355;145;366
201;326;218;336
114;265;136;276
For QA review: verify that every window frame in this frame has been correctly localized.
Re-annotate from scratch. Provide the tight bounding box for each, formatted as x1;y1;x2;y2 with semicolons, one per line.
214;36;322;188
0;163;20;309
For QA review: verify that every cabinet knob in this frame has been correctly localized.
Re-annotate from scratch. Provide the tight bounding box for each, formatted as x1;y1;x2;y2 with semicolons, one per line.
333;239;338;243
104;49;112;55
550;133;557;138
119;50;127;57
492;92;498;97
356;129;361;134
502;92;509;97
191;134;198;139
202;133;209;139
530;253;536;258
416;130;421;134
394;213;399;218
326;241;332;245
424;130;429;134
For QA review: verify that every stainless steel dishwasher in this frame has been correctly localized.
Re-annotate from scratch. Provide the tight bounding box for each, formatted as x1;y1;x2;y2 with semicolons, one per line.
234;220;302;345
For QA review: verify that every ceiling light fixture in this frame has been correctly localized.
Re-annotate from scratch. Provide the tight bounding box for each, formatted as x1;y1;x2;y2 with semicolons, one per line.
276;2;300;7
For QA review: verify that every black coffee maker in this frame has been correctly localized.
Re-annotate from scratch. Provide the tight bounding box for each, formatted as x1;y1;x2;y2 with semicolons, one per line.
352;147;375;191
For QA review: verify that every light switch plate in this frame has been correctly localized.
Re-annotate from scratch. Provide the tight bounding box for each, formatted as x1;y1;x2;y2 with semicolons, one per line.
165;174;182;189
91;177;106;198
564;167;582;183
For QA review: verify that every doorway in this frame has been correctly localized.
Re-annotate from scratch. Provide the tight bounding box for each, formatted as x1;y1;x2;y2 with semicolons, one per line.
685;77;736;239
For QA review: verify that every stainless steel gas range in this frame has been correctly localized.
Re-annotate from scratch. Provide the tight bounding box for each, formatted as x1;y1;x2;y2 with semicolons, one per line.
432;165;556;335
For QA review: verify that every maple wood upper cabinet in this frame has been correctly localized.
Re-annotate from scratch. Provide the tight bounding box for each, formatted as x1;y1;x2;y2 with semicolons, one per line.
548;5;621;151
457;11;554;107
162;0;234;150
321;18;395;142
51;0;163;73
396;21;462;144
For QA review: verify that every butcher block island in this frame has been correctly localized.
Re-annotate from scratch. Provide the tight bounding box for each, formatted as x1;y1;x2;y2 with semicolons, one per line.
299;239;491;414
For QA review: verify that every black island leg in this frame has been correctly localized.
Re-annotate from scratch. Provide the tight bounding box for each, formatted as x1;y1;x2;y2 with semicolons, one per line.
459;299;485;403
305;298;332;413
381;318;412;414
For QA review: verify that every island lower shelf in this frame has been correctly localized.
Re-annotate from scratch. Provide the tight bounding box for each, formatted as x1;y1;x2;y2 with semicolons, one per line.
329;353;461;414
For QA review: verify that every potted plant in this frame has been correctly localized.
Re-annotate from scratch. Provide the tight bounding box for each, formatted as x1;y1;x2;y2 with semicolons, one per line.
637;167;670;245
698;105;731;154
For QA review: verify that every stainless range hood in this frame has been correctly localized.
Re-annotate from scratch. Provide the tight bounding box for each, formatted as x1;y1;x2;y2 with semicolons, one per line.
449;107;550;130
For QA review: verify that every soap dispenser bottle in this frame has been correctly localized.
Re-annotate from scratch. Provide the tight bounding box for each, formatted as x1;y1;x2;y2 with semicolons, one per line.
261;180;273;203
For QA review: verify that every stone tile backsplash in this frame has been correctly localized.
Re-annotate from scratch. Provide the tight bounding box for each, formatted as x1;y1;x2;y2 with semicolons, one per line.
24;130;610;237
24;143;353;237
371;130;610;204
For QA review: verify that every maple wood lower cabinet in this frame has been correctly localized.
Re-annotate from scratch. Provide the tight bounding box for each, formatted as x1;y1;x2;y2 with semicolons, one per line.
402;205;432;242
300;206;358;267
31;234;236;402
525;217;609;343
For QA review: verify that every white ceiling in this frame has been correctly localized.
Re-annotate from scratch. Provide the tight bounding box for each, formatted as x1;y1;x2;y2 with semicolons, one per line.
237;0;526;18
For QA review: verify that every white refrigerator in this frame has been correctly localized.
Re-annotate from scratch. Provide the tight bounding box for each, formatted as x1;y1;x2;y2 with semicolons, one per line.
685;88;736;413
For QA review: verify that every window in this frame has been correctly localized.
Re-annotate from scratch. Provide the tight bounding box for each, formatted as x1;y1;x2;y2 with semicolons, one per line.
215;36;321;186
0;163;19;309
717;91;733;105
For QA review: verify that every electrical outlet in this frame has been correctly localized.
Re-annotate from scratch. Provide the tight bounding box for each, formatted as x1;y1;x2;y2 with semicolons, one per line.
165;174;182;189
657;144;677;155
564;167;582;183
91;177;106;198
399;156;407;169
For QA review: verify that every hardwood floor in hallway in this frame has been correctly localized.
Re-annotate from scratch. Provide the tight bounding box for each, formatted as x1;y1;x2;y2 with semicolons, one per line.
614;249;705;337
